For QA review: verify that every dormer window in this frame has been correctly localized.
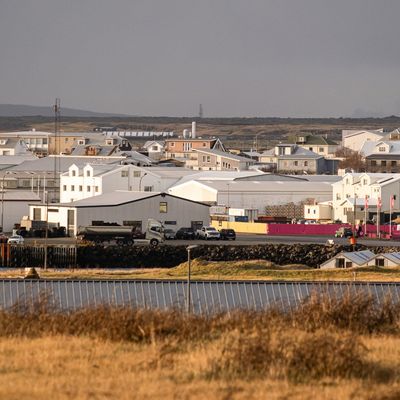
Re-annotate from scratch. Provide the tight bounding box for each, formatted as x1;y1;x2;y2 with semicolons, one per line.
106;139;114;145
77;139;85;145
378;146;386;152
86;170;91;177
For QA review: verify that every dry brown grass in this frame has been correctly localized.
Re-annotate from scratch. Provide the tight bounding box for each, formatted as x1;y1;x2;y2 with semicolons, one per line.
0;294;400;399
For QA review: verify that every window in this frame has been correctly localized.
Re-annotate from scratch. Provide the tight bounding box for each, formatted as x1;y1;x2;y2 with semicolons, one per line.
21;180;30;187
319;147;324;153
170;142;175;147
78;139;85;145
87;186;90;192
65;138;69;142
33;208;41;221
378;146;386;152
71;185;75;191
86;170;91;177
63;185;67;191
309;147;313;151
294;161;298;166
392;161;397;166
133;171;141;177
95;186;99;192
159;202;167;213
71;170;76;176
202;142;207;147
79;185;83;192
381;161;387;167
363;179;367;185
144;186;153;192
164;221;177;225
371;161;377;166
151;146;158;151
121;170;128;177
304;161;308;167
376;258;385;267
202;156;206;162
336;193;341;200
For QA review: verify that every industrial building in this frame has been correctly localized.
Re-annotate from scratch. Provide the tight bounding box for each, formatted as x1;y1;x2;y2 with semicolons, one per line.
28;191;210;236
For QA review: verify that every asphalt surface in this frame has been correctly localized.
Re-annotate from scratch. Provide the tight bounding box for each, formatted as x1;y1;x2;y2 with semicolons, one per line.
23;234;400;247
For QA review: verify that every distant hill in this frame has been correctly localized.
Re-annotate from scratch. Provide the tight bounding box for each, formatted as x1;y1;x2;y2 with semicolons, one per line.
0;104;129;117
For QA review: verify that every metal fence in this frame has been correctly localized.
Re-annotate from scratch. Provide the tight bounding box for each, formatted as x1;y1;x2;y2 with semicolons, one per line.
0;279;399;313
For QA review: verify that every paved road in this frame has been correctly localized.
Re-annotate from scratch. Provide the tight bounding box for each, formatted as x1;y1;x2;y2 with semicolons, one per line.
24;235;400;247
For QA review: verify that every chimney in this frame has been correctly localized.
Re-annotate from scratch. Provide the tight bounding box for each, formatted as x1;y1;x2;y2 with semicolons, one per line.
191;121;196;139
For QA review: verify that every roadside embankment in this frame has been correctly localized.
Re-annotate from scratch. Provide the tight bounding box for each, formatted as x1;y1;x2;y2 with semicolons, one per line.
77;243;376;268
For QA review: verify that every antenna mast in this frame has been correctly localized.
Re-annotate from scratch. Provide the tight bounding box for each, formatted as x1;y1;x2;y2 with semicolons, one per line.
53;98;61;201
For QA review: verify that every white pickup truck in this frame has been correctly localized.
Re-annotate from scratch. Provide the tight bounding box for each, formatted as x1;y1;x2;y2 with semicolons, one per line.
196;226;220;240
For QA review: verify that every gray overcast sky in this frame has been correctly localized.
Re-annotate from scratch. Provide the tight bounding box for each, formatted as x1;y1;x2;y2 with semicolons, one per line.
1;0;400;117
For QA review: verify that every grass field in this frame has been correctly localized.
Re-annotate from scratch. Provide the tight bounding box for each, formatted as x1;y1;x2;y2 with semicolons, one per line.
0;293;400;399
3;259;400;282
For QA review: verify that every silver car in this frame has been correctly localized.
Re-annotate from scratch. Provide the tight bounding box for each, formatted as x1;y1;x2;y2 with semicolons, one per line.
8;235;24;244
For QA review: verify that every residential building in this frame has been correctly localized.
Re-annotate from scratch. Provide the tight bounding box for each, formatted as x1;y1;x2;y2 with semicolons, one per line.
0;130;51;157
342;129;384;152
361;141;400;173
288;133;339;158
194;149;256;171
142;140;165;161
60;164;195;203
259;144;338;174
164;138;226;160
332;172;400;223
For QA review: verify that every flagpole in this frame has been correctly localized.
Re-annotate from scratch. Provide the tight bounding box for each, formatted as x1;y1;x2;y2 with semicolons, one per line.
390;195;392;238
364;196;367;237
377;197;381;239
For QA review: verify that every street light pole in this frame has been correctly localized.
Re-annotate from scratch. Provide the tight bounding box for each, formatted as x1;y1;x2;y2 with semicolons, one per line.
44;191;49;270
139;173;147;191
186;245;198;313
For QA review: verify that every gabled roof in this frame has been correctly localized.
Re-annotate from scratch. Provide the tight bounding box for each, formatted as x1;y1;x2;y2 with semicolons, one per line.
361;140;400;156
57;191;210;208
378;252;400;264
321;250;376;268
143;140;165;148
194;148;256;163
278;146;323;159
290;134;338;146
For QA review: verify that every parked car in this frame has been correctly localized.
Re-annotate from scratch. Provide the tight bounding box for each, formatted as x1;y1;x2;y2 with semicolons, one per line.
334;227;354;238
219;228;236;240
175;227;196;240
164;228;176;240
7;235;24;244
196;226;220;240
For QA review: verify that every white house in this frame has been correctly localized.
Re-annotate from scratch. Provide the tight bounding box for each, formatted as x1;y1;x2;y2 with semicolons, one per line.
332;173;400;223
142;140;165;160
29;191;210;236
342;129;385;152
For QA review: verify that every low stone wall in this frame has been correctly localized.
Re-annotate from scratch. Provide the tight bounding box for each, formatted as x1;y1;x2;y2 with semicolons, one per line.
77;243;376;269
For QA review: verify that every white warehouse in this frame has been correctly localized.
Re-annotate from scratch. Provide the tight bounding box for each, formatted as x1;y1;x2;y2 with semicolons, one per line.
29;191;210;236
168;179;334;213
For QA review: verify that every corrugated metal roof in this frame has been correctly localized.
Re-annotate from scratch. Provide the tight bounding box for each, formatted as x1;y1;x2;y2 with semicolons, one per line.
60;191;159;207
194;148;256;162
379;252;400;264
10;156;123;172
342;250;376;265
186;180;333;193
